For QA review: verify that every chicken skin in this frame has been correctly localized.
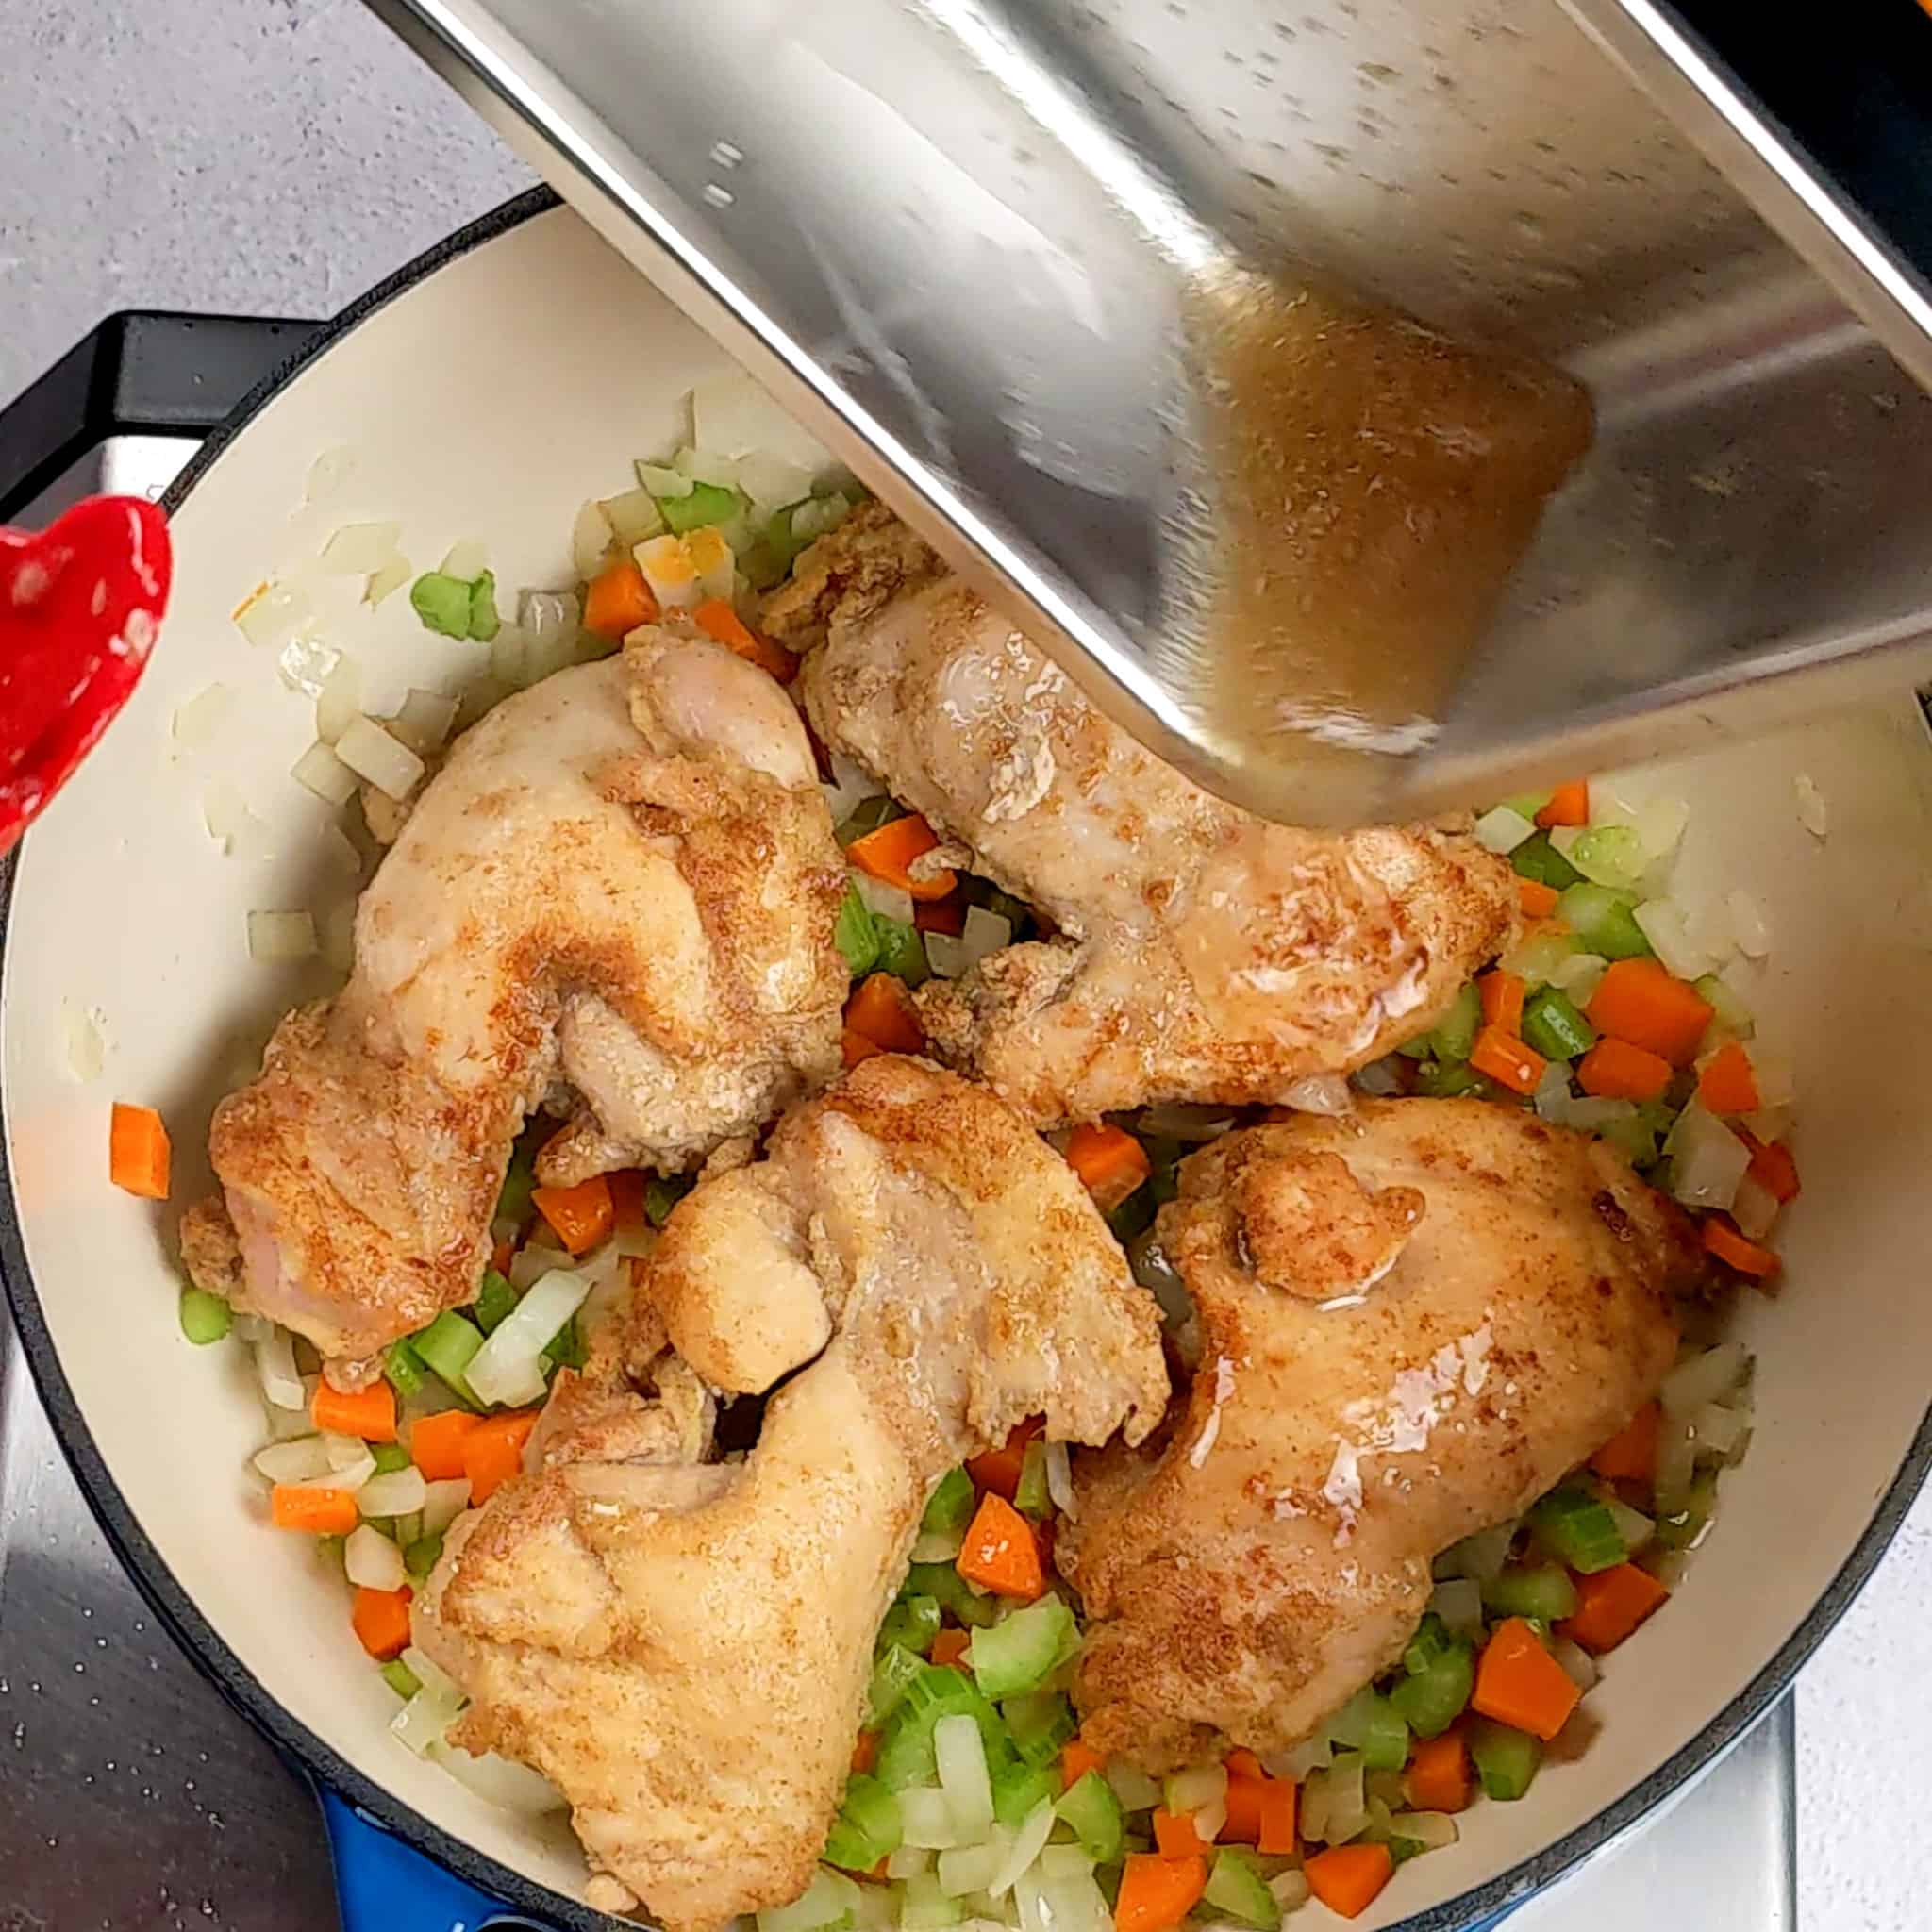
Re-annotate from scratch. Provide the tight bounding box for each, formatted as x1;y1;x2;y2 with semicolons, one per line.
1058;1099;1698;1773
411;1057;1167;1932
765;505;1516;1127
185;635;846;1377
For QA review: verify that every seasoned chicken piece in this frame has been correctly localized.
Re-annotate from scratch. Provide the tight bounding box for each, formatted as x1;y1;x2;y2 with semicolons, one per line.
1058;1099;1697;1773
412;1058;1167;1932
766;506;1516;1126
190;637;846;1376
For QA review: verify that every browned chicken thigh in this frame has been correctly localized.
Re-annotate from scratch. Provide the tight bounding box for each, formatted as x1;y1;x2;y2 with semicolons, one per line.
411;1057;1168;1932
1058;1098;1698;1773
184;634;847;1378
765;506;1517;1127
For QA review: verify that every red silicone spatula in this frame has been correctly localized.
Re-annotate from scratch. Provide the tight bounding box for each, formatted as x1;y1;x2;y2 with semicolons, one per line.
0;495;170;854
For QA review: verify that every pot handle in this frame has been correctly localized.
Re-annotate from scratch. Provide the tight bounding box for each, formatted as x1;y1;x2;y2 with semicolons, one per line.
319;1787;560;1930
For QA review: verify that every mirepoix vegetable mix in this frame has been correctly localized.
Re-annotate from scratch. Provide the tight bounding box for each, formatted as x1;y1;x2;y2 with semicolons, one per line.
158;400;1790;1917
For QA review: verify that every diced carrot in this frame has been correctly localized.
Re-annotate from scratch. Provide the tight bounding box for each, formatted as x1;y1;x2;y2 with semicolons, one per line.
462;1408;539;1504
1469;1024;1546;1097
1703;1215;1780;1280
311;1377;398;1444
1590;1401;1660;1485
841;1028;885;1069
1535;780;1590;828
1517;875;1560;918
531;1174;614;1256
1303;1842;1393;1920
851;1730;879;1775
1472;1617;1583;1740
607;1168;650;1233
691;596;798;684
1744;1135;1801;1204
1152;1807;1210;1859
409;1408;481;1482
1219;1776;1262;1845
968;1418;1042;1500
350;1585;414;1661
108;1101;170;1200
1585;958;1714;1067
1256;1778;1296;1856
1404;1730;1472;1814
1221;1748;1263;1781
1697;1041;1760;1115
1478;969;1526;1036
930;1628;973;1669
957;1491;1046;1601
1114;1853;1207;1932
1061;1738;1108;1790
847;812;957;903
1576;1037;1673;1103
582;558;658;640
270;1484;359;1534
1558;1561;1670;1654
844;973;926;1055
1064;1123;1152;1214
914;892;967;937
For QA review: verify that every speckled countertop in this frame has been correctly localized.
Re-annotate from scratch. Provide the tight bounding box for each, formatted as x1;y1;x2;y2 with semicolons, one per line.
1;5;1928;1930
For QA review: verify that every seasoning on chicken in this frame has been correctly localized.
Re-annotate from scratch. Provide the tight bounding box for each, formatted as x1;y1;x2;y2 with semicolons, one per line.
182;636;847;1381
1057;1098;1697;1774
411;1057;1168;1932
765;505;1517;1127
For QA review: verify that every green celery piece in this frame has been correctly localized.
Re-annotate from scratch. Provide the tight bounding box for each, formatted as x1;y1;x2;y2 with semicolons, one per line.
1500;790;1553;823
541;1315;586;1375
1655;1471;1719;1552
1521;987;1597;1061
971;1597;1075;1700
1106;1190;1158;1244
1598;1109;1663;1169
1468;1718;1541;1801
1055;1769;1125;1862
644;1174;694;1227
658;480;745;535
868;1643;927;1727
378;1658;422;1701
391;1510;424;1549
1012;1440;1051;1520
1481;1564;1580;1623
409;571;475;639
404;1533;444;1582
371;1441;413;1476
315;1534;346;1574
1430;981;1483;1063
413;1309;484;1404
1530;1486;1628;1574
964;880;1031;931
823;1773;903;1871
1567;824;1645;890
904;1561;998;1628
383;1338;430;1401
1328;1687;1409;1772
923;1469;975;1540
992;1759;1059;1829
1001;1687;1076;1769
837;797;905;846
1390;1835;1427;1865
871;915;929;988
1203;1848;1280;1931
1395;1033;1434;1061
1416;1060;1489;1101
1388;1640;1474;1740
1557;884;1653;961
877;1595;942;1659
472;1269;519;1336
468;570;500;642
495;1151;537;1226
1402;1613;1454;1676
178;1286;232;1345
834;881;880;978
1510;830;1582;891
899;1872;964;1930
877;1664;1013;1788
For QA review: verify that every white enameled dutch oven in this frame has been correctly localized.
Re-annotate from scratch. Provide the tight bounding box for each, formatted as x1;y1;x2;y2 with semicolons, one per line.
5;192;1932;1932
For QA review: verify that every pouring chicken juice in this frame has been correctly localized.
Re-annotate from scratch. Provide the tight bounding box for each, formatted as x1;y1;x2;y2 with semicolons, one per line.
135;373;1782;1927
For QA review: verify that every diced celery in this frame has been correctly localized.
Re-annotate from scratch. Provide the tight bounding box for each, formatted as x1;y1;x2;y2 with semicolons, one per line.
923;1470;975;1539
496;1148;537;1225
468;570;500;642
1655;1471;1719;1552
1013;1440;1051;1520
904;1562;998;1629
993;1759;1059;1830
1473;805;1536;856
1430;981;1482;1063
1694;972;1756;1041
1481;1564;1579;1623
413;1309;485;1404
541;1316;585;1375
1204;1848;1280;1930
178;1287;232;1345
824;1773;904;1871
972;1597;1075;1700
1510;830;1581;891
371;1441;413;1476
877;1665;1011;1791
870;1644;928;1726
658;481;745;535
471;1269;519;1336
898;1871;964;1930
378;1658;422;1701
1530;1486;1628;1575
645;1174;694;1226
383;1339;431;1401
838;797;904;846
835;882;880;978
1468;1719;1541;1801
408;571;475;639
1417;1060;1490;1100
1521;987;1596;1060
878;1595;942;1659
1056;1770;1124;1862
872;916;929;988
1557;884;1653;961
1565;824;1646;889
1327;1688;1409;1772
1402;1613;1454;1676
390;1510;424;1549
1389;1637;1474;1740
1001;1687;1077;1769
403;1532;443;1582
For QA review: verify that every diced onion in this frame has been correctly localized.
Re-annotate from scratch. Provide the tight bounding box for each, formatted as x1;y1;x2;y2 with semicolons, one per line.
936;1712;995;1840
738;451;816;515
1165;1764;1226;1814
1474;805;1535;854
1750;1050;1795;1109
1666;1105;1750;1210
1730;1173;1780;1241
888;1847;932;1881
306;447;358;504
344;1523;407;1591
1634;900;1712;982
365;557;412;608
855;872;915;927
1551;1636;1599;1693
402;1644;463;1707
291;741;358;807
431;1744;567;1815
923;904;1013;980
518;590;581;655
358;1467;429;1518
1320;1755;1367;1843
1104;1761;1161;1810
173;682;236;750
637;461;692;500
316;656;363;745
1438;1521;1513;1583
1549;951;1608;1005
204;782;274;860
1727;890;1771;959
1604;1495;1655;1553
252;1436;332;1484
675;445;741;488
758;1868;860;1932
247;910;318;963
573;498;616;576
1691;1400;1750;1461
598;487;664;548
508;1242;573;1292
691;373;835;470
420;1477;473;1535
320;900;357;976
1532;1059;1574;1123
336;717;425;801
1794;773;1828;838
1044;1441;1076;1519
1390;1808;1462;1851
1662;1340;1750;1417
234;578;311;650
1277;1074;1353;1117
1268;1734;1332;1781
320;523;403;575
394;688;459;754
1428;1577;1485;1643
62;1000;105;1083
391;1687;460;1757
1269;1871;1311;1910
901;1788;962;1850
988;1802;1057;1898
790;492;854;543
256;1329;306;1409
822;758;878;826
441;540;489;581
1500;930;1576;986
465;1267;591;1407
